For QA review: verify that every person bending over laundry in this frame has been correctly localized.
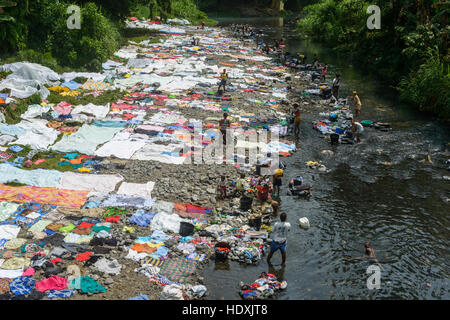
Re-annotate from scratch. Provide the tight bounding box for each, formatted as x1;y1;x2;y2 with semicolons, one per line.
218;175;227;199
256;181;279;214
273;169;283;197
218;69;228;93
351;119;364;143
267;212;291;266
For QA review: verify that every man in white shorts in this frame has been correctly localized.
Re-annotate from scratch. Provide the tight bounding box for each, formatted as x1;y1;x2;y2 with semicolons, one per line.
352;119;364;143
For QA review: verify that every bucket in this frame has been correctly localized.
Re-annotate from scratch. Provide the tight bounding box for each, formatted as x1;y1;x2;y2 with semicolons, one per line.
330;133;340;145
214;242;231;261
249;216;262;231
240;195;253;211
179;222;194;237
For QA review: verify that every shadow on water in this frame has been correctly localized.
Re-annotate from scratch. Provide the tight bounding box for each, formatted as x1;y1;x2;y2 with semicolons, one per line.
202;17;450;300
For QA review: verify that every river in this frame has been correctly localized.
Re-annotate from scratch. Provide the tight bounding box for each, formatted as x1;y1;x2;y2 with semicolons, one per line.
201;17;450;300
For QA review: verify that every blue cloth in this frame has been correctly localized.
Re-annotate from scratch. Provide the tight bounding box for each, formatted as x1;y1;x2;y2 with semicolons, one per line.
156;274;180;286
93;120;127;128
156;133;172;138
129;294;149;300
9;277;35;296
46;289;76;299
0;238;7;249
83;201;101;209
270;240;287;253
61;80;81;90
154;246;169;257
129;210;156;227
64;152;78;160
9;145;23;153
151;230;171;241
44;229;56;235
14;157;24;164
179;236;194;243
4;161;22;168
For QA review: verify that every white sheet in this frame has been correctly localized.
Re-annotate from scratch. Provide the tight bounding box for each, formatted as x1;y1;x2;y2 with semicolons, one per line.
51;124;122;155
0;225;21;240
94;140;146;159
71;103;110;119
59;172;124;196
117;182;155;198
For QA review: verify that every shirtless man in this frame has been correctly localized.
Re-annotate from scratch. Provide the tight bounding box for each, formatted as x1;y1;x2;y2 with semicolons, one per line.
347;242;383;270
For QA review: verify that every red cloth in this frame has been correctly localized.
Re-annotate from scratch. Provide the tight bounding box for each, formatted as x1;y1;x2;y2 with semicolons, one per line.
36;276;67;292
75;251;93;262
79;221;94;229
186;204;209;214
105;215;120;223
51;258;62;265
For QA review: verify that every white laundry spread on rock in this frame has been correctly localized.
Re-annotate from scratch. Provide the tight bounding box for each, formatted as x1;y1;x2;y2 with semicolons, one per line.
59;172;124;196
150;212;186;234
95;140;147;159
117;182;155;198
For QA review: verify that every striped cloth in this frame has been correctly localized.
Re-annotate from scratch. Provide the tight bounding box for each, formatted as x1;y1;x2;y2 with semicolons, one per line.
140;257;165;268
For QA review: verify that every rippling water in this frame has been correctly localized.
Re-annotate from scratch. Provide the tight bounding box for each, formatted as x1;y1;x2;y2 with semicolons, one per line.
202;17;450;300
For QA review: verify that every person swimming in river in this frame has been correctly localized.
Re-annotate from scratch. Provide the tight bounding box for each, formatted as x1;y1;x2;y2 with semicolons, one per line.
347;242;384;270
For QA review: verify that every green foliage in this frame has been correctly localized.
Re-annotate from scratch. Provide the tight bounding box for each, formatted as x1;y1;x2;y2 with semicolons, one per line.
38;2;120;71
1;49;73;74
2;93;41;124
46;89;124;107
297;0;450;119
130;3;151;19
399;51;450;119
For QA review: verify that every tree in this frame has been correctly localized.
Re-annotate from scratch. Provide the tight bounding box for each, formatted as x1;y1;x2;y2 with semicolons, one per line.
0;1;17;22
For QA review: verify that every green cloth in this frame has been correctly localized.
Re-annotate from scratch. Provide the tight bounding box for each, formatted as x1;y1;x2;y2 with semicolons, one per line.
58;224;76;233
58;161;82;169
92;225;110;233
70;276;107;294
104;207;127;217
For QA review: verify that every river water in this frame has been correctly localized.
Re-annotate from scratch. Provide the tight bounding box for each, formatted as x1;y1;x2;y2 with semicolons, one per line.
202;17;450;300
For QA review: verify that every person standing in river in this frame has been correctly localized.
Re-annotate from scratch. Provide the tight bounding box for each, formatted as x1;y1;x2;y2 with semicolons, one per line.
293;103;301;136
267;212;291;266
353;90;362;118
321;63;328;82
332;74;341;99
